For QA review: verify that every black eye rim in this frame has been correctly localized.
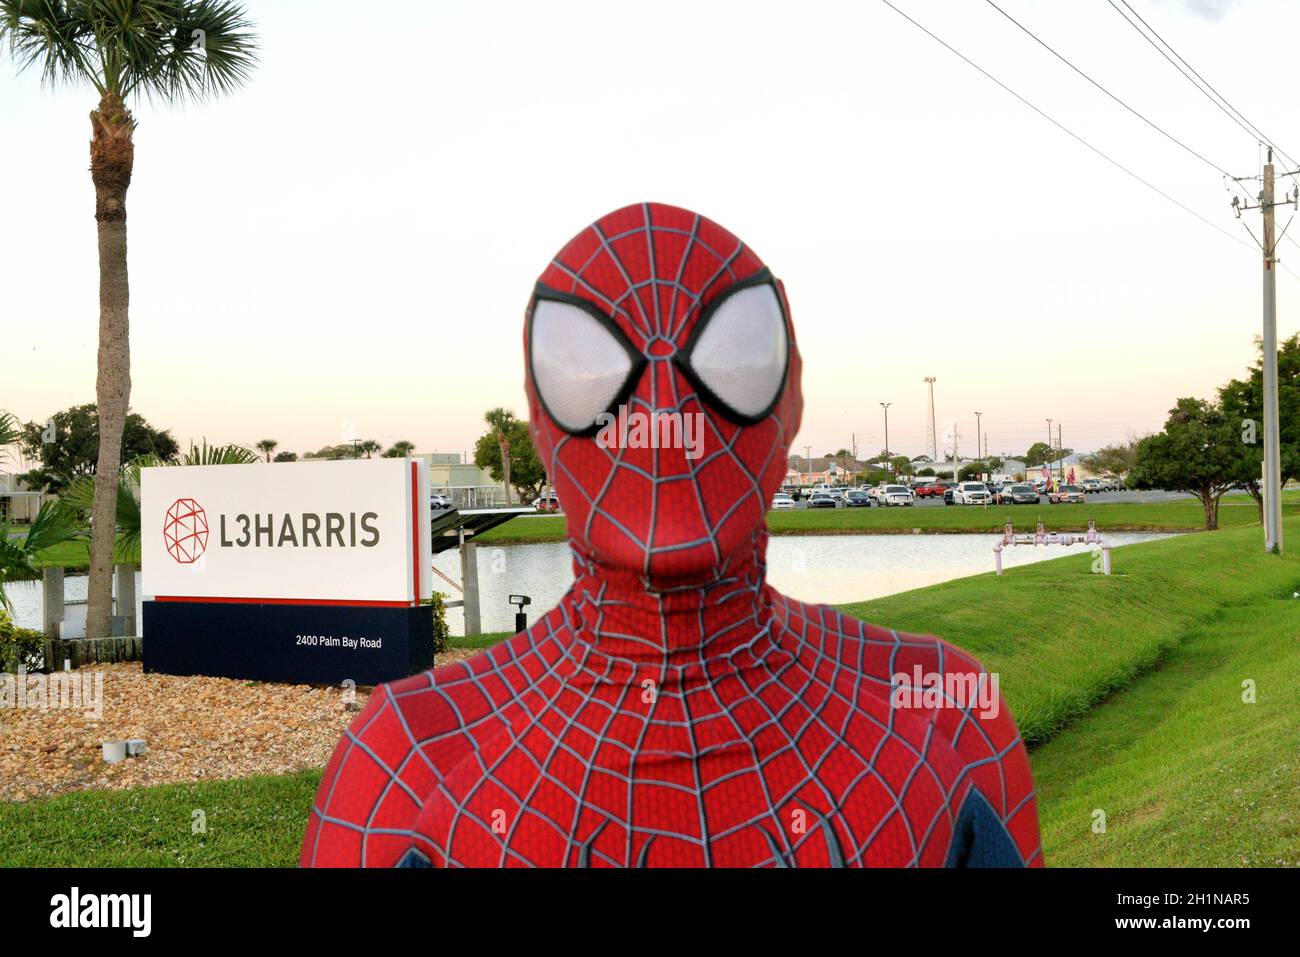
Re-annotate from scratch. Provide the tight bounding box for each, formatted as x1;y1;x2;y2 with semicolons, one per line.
673;267;791;426
527;282;649;437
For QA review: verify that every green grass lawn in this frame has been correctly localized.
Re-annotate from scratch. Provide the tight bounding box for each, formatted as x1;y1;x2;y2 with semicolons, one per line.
0;770;323;867
1032;596;1300;866
475;492;1298;545
3;518;1297;866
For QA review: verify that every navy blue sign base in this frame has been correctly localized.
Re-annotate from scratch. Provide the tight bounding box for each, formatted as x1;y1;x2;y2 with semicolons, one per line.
143;600;434;686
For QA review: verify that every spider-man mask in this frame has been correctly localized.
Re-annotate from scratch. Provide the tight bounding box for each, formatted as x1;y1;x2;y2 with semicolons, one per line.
526;202;803;587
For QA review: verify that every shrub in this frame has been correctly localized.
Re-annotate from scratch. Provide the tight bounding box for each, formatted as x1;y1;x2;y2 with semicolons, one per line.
0;610;45;671
422;592;451;655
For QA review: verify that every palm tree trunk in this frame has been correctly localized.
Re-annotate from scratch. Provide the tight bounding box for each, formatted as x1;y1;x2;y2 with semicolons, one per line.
85;93;135;641
498;432;512;505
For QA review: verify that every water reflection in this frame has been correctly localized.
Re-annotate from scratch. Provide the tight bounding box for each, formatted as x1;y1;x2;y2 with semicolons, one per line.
431;532;1173;635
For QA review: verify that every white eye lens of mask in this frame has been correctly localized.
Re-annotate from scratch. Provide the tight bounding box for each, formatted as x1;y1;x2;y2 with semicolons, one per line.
683;282;788;420
530;297;637;433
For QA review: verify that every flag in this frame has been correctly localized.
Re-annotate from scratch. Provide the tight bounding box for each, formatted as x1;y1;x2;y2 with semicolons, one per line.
1067;467;1076;485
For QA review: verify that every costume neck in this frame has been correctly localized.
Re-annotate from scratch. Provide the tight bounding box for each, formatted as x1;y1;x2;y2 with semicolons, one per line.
564;528;777;671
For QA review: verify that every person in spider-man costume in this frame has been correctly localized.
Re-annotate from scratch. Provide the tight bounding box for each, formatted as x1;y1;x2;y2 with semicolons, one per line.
302;203;1042;868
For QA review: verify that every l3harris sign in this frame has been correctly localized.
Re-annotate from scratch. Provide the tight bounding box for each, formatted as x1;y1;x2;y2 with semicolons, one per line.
141;458;432;607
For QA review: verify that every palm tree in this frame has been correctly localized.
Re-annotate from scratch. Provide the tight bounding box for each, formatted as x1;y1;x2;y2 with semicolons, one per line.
1;1;258;640
0;500;83;614
256;438;277;462
358;439;382;459
485;408;516;505
384;440;415;458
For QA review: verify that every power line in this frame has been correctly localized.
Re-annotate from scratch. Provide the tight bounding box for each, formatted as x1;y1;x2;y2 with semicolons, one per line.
876;0;1259;257
1106;0;1300;172
981;0;1246;188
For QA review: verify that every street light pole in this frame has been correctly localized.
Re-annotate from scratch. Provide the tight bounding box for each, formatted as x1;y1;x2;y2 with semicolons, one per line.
974;411;983;477
879;402;891;461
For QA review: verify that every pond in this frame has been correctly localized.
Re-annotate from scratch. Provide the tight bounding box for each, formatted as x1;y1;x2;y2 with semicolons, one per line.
429;531;1174;634
3;532;1174;637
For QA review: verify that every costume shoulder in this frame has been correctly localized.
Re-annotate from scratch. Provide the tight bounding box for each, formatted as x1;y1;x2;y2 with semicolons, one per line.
301;609;571;867
774;597;1041;866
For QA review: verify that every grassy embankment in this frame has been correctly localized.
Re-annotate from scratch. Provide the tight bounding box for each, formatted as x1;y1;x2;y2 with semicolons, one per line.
2;515;1298;866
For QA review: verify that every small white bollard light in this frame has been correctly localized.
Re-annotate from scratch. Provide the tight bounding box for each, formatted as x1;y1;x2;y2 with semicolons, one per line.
102;740;127;764
126;738;148;757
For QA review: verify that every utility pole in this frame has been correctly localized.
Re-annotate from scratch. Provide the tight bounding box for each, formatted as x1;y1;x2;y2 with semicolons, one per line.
923;377;937;462
1233;148;1289;553
950;425;961;480
1057;423;1064;483
974;411;983;473
805;445;812;486
880;403;892;460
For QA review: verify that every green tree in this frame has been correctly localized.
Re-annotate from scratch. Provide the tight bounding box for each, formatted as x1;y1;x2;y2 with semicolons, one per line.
255;439;277;462
383;440;416;458
272;451;298;463
2;0;259;640
303;444;354;460
356;439;381;459
19;404;178;494
889;455;911;474
1079;439;1141;482
1131;397;1255;530
475;415;545;503
1218;333;1300;522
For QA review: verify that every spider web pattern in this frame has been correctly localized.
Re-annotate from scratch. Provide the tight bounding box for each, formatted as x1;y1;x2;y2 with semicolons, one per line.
301;204;1041;868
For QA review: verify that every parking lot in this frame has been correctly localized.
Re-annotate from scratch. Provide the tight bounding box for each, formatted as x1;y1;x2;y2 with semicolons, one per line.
778;488;1195;509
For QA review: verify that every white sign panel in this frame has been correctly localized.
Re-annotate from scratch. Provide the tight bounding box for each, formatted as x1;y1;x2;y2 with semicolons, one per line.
141;459;432;604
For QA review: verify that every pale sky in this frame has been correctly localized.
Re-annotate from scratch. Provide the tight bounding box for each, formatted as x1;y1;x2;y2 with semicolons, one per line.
2;0;1296;469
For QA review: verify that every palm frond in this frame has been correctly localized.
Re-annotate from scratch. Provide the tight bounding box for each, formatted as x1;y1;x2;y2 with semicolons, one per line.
20;497;83;555
1;0;258;103
0;409;20;464
178;439;259;466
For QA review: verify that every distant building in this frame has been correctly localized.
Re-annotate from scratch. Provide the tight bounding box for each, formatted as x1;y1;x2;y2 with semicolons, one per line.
0;472;41;522
414;452;509;507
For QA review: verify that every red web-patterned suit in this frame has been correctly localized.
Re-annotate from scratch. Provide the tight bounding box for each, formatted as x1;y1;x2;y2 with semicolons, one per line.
302;203;1042;868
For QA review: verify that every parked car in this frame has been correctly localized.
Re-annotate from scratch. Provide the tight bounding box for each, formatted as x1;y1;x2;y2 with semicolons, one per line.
532;494;561;512
1081;479;1103;494
985;482;1005;503
953;481;991;505
842;489;872;507
877;484;914;507
1050;484;1086;504
430;493;451;510
943;486;956;505
771;492;796;511
913;481;947;498
1000;483;1040;505
808;492;837;509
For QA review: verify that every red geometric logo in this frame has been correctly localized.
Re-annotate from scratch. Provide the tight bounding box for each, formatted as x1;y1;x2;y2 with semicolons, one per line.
163;497;209;564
